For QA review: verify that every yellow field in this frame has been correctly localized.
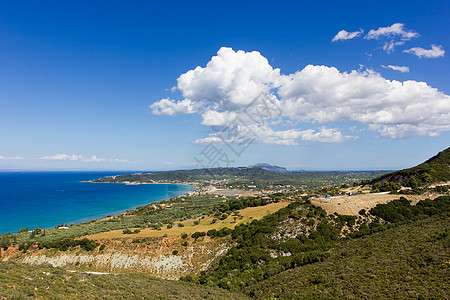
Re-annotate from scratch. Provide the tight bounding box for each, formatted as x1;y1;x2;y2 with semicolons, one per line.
312;194;437;216
88;201;290;240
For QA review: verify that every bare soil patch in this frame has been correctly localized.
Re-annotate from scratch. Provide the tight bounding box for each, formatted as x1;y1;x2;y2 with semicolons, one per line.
311;194;437;216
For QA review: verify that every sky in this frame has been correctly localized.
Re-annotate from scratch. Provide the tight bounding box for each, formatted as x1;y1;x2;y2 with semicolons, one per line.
0;0;449;171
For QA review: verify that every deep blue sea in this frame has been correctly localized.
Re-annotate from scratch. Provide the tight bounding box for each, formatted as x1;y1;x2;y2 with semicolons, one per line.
0;172;195;234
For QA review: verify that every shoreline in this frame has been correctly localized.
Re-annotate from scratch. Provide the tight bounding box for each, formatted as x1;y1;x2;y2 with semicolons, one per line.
1;173;198;233
84;180;199;187
71;182;199;226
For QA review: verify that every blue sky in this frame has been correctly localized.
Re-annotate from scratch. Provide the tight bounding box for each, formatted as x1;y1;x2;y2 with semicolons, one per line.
0;0;449;171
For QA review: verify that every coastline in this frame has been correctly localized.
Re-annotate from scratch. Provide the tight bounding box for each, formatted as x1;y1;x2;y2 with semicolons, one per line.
70;182;199;226
0;172;198;233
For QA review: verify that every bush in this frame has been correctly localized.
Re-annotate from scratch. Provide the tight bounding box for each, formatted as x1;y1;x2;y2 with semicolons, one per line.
191;231;206;240
207;229;217;237
172;250;179;255
181;233;188;239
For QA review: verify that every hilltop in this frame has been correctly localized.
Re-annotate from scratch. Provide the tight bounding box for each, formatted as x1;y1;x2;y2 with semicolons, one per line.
371;146;450;187
248;163;289;173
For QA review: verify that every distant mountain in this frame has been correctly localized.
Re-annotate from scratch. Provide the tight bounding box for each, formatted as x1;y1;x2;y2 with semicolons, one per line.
371;147;450;187
249;163;289;173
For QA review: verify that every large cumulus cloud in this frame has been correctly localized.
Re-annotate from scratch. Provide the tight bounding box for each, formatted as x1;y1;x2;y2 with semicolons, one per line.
151;47;450;144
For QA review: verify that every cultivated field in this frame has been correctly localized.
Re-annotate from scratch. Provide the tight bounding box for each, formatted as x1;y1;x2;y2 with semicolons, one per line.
88;201;290;240
311;193;437;215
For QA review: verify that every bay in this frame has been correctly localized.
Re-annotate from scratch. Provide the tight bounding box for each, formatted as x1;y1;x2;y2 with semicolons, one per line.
0;172;195;233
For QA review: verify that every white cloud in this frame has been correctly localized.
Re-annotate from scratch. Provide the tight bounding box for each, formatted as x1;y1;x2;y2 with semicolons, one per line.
201;110;237;126
279;65;450;138
365;23;419;40
150;98;197;115
83;155;107;163
41;154;81;161
362;23;420;53
40;154;129;163
0;155;24;160
331;29;363;42
382;65;410;73
299;127;356;143
194;123;302;146
403;44;445;58
151;47;450;144
382;41;405;53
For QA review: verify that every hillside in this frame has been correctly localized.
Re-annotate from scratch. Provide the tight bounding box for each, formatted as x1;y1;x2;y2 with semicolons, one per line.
250;214;449;299
2;192;449;298
248;163;289;173
196;196;449;298
371;147;450;187
0;261;249;299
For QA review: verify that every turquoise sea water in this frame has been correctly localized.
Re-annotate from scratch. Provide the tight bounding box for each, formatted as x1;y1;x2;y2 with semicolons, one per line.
0;172;195;233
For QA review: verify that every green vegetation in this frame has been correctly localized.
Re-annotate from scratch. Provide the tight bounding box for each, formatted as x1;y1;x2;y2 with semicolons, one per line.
371;146;450;187
7;194;248;244
370;196;450;223
249;214;449;299
371;181;401;193
2;155;449;299
36;238;100;252
197;201;349;290
0;262;249;299
193;196;449;298
94;167;387;190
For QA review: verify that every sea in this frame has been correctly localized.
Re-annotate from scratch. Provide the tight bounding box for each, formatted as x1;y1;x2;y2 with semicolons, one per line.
0;171;196;234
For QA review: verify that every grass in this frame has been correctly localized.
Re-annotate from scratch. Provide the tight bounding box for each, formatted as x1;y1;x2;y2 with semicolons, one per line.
88;201;290;239
9;194;243;243
0;261;250;299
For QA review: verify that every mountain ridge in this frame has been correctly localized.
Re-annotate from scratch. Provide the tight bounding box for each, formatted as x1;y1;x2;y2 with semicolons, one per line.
371;146;450;187
248;163;289;173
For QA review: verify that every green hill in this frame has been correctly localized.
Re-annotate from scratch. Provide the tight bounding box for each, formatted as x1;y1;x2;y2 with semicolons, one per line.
248;163;289;173
371;147;450;187
196;196;449;298
249;214;449;299
0;261;250;299
93;167;387;189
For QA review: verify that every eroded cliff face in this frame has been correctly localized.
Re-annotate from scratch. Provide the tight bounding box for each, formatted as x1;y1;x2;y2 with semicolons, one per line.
2;235;232;279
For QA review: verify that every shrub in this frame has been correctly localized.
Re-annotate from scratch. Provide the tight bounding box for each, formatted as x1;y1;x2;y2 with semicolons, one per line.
191;231;206;240
207;229;217;237
172;250;179;255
